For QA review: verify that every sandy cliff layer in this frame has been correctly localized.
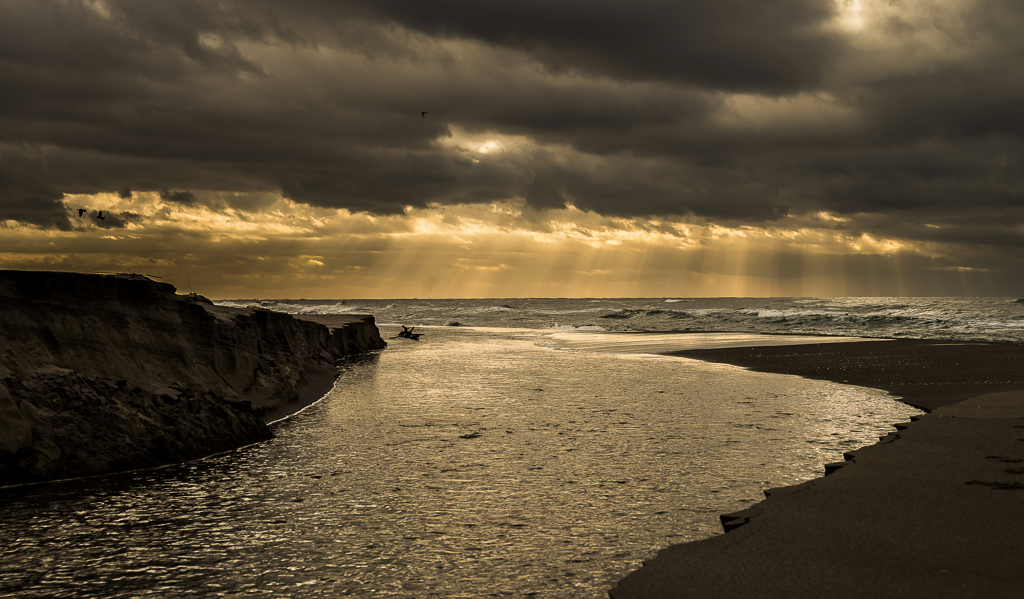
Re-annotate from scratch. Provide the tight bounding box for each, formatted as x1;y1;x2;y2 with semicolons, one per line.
0;270;386;486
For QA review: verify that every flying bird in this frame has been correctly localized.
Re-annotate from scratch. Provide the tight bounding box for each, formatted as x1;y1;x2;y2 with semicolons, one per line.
78;209;86;217
421;111;427;118
96;211;105;221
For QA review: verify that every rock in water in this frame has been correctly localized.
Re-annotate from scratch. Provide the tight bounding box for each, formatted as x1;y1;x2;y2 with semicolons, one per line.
0;271;387;485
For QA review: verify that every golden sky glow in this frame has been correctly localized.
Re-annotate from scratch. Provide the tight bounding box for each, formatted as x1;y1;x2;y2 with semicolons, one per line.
0;192;1001;298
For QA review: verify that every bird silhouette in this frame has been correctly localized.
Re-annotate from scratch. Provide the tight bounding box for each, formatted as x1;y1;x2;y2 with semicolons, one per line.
78;208;86;217
96;211;106;221
421;111;427;118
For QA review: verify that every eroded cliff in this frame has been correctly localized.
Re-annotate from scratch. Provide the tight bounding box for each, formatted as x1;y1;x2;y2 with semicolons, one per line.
0;270;386;486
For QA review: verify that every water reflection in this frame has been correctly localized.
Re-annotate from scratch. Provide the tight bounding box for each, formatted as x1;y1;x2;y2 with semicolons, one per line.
0;328;921;598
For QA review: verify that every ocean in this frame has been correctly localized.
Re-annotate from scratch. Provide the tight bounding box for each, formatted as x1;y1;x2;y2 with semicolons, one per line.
2;297;1019;598
219;296;1024;344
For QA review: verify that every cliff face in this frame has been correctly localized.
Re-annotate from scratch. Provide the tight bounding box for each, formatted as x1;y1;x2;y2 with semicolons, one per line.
0;271;386;486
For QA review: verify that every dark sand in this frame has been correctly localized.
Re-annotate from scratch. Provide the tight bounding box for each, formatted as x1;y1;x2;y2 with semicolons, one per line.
666;339;1024;411
611;338;1024;598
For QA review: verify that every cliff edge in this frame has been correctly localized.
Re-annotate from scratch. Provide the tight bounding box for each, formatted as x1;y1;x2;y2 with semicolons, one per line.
0;270;386;486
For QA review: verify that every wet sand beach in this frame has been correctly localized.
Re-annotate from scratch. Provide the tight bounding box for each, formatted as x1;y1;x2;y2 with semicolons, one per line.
663;338;1024;411
611;339;1024;598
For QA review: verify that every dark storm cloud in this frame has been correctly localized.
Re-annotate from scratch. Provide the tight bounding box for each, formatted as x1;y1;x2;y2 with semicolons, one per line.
0;0;462;214
338;0;844;93
0;0;833;219
160;189;200;207
0;0;1023;256
2;196;72;231
88;209;134;229
0;147;72;230
522;159;789;222
855;60;1024;147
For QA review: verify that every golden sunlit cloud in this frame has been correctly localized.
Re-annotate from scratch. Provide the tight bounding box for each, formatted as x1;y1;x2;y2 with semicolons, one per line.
834;0;865;31
0;190;997;298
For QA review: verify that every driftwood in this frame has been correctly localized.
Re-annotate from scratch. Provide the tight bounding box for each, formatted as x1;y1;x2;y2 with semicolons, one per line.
392;326;422;340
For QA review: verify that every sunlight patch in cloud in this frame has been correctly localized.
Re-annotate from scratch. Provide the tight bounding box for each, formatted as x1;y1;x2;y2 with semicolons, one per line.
834;0;865;31
931;265;989;272
849;233;907;256
814;211;850;223
440;127;532;156
81;0;113;20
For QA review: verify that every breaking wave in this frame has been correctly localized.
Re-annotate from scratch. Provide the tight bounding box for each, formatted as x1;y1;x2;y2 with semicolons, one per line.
214;297;1024;343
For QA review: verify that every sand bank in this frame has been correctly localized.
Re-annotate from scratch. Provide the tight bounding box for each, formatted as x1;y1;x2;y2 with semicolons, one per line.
662;338;1024;411
611;338;1024;598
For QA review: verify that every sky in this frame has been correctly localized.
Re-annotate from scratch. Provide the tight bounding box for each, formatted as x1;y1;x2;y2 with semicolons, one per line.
2;0;1023;298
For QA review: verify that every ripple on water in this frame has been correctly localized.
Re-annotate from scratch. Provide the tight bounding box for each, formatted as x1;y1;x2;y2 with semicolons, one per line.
0;328;921;598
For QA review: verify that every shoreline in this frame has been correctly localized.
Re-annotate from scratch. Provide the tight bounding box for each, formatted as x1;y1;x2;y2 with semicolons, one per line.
664;338;1024;411
261;314;385;424
611;337;1024;597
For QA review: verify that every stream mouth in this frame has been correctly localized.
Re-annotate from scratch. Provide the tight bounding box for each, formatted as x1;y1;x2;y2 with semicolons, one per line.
0;327;920;598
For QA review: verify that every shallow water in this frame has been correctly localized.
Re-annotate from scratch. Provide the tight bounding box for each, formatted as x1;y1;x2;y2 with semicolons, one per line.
0;328;921;598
